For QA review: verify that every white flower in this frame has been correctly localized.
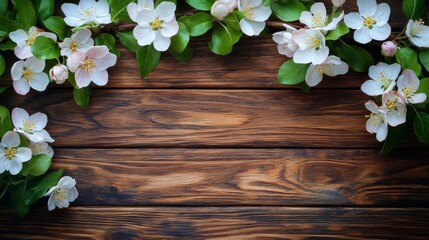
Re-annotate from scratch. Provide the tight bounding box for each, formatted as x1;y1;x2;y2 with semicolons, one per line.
344;0;391;44
67;46;117;88
127;0;156;22
61;0;111;27
272;24;299;58
0;131;32;175
381;41;396;57
211;0;237;21
59;29;94;57
332;0;345;7
11;57;49;95
379;91;407;127
292;29;329;65
49;65;69;84
364;101;388;142
361;62;401;96
12;107;55;143
299;2;344;31
9;26;57;59
397;69;427;104
44;176;78;211
305;55;349;87
405;19;429;48
238;0;272;36
131;2;179;51
29;141;54;158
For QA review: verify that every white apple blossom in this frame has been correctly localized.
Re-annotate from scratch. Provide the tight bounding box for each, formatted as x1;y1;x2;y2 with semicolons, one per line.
9;26;57;59
127;0;156;22
292;29;329;65
44;176;78;211
379;91;407;127
405;19;429;48
238;0;272;36
272;24;299;58
67;46;117;88
397;69;427;104
381;41;396;57
12;107;55;143
305;55;349;87
299;2;344;31
49;65;69;84
59;29;94;57
344;0;391;44
61;0;111;27
130;2;179;51
332;0;345;8
29;141;54;158
361;63;401;96
11;57;49;95
364;101;388;142
211;0;237;21
0;131;32;175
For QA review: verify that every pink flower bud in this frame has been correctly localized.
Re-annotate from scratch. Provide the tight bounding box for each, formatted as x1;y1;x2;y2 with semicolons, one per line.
381;41;397;57
211;0;237;21
49;64;69;84
332;0;345;7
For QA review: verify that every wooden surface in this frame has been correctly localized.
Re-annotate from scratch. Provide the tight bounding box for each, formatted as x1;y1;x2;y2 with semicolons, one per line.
1;0;429;239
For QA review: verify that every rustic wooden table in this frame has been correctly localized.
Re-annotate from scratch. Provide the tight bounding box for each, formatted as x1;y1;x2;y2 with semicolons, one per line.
1;0;429;239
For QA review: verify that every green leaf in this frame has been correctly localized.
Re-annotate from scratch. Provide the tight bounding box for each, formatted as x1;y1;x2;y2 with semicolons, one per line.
107;0;133;23
272;0;306;21
396;47;422;76
42;16;68;41
0;105;12;136
223;11;245;32
414;111;429;144
14;0;36;30
136;45;161;79
0;53;4;76
185;0;214;11
380;124;408;154
117;31;139;53
170;47;193;62
0;40;16;51
21;154;52;176
209;24;242;55
170;22;190;54
416;78;429;108
155;0;176;6
277;60;309;85
95;33;121;57
339;42;374;72
73;86;91;108
403;0;425;20
0;0;8;16
186;12;213;37
419;49;429;72
0;15;24;34
32;0;54;21
262;0;272;6
0;87;7;95
31;36;60;60
326;22;349;41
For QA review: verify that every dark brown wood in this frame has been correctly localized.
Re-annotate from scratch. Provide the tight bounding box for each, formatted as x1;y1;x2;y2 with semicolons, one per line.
1;207;428;239
49;148;429;206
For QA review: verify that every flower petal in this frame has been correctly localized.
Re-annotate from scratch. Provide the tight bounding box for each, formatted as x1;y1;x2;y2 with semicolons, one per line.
410;93;427;104
58;176;76;190
8;160;23;175
376;123;388;142
12;108;29;130
11;60;24;81
361;80;383;96
354;27;372;44
29;73;49;92
75;68;92;88
29;112;47;131
344;12;363;29
161;19;179;38
86;46;109;59
305;65;323;87
25;57;45;73
1;131;20;148
15;147;32;163
88;70;109;86
67;187;79;202
9;29;28;47
357;0;377;17
369;24;391;41
156;2;176;22
374;3;390;26
95;53;117;71
13;79;31;95
72;29;92;44
153;31;171;51
47;194;56;211
14;46;33;59
133;26;155;46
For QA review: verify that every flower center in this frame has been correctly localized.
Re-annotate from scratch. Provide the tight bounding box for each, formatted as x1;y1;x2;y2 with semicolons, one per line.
365;113;383;127
22;119;36;132
379;72;392;89
22;68;35;82
25;29;42;46
363;16;376;28
55;189;68;201
70;41;79;52
243;6;255;20
312;13;326;27
386;99;396;111
306;34;322;50
82;58;96;72
80;7;96;16
4;147;17;160
410;19;425;36
150;18;163;30
30;142;44;155
403;85;413;98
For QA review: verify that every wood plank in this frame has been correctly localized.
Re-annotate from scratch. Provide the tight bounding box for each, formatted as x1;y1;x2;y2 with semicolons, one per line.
49;148;429;206
1;207;428;239
1;88;393;148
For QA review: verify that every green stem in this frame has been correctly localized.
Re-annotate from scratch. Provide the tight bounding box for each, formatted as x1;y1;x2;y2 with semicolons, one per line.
0;183;10;199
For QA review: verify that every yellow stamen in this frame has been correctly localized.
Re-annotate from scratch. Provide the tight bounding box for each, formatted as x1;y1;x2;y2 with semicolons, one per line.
379;72;392;89
243;6;255;20
70;41;79;52
363;16;376;28
306;34;321;49
312;13;325;27
150;18;163;30
386;99;396;111
22;120;36;132
22;69;35;82
410;19;425;36
55;189;68;201
82;58;96;72
4;147;17;160
403;85;413;98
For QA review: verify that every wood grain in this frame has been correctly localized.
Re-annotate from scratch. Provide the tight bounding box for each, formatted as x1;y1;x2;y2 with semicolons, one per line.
49;148;429;206
1;207;428;239
1;89;391;148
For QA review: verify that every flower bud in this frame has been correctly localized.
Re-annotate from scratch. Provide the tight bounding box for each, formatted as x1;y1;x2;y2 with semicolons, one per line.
211;0;237;21
381;41;397;57
332;0;345;7
49;64;69;84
